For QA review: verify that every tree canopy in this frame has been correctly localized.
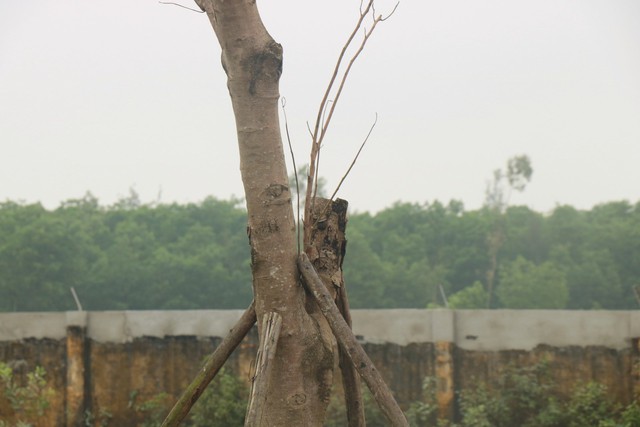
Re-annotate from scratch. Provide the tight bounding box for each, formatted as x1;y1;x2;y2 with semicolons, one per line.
0;194;637;311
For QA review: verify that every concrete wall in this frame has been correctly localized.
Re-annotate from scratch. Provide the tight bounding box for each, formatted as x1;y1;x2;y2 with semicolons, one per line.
0;309;638;425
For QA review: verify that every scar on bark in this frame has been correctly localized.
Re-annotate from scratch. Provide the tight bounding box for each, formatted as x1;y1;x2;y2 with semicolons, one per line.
246;42;283;96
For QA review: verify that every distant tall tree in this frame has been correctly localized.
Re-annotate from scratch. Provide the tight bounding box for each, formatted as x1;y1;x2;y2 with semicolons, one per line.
484;155;532;308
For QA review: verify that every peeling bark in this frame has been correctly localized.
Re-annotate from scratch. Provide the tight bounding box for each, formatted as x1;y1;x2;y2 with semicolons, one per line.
306;198;365;426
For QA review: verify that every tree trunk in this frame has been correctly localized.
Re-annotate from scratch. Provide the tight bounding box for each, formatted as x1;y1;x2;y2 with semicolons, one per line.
194;1;334;425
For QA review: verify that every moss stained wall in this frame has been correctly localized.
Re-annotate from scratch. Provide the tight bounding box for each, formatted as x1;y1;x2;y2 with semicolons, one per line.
0;310;637;426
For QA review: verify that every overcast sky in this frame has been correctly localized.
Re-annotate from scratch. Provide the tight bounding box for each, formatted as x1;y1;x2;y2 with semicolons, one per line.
1;0;639;214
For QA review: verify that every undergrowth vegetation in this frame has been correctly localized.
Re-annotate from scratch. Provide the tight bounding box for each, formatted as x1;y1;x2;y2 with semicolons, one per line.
408;363;640;427
1;361;638;426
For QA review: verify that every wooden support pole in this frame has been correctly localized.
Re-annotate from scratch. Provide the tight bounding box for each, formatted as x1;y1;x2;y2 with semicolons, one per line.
298;254;409;427
245;312;283;427
161;302;257;427
336;286;366;427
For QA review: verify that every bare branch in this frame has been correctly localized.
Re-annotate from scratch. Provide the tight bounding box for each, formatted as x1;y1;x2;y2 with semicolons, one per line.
311;113;377;230
159;1;205;13
304;0;396;248
305;0;374;243
327;113;377;204
380;2;400;21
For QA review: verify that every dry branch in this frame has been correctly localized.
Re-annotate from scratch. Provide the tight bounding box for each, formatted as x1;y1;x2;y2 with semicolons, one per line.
245;312;283;427
161;302;257;427
304;0;395;248
298;254;409;427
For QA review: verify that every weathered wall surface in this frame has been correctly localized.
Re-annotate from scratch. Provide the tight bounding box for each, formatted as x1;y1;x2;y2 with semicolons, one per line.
0;309;638;426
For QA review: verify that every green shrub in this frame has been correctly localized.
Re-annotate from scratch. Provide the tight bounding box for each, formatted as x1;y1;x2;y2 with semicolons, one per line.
323;385;386;427
406;377;439;427
419;362;639;427
187;367;248;427
133;392;172;427
0;362;54;427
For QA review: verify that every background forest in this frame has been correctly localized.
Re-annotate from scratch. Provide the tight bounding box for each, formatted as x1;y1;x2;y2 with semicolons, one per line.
0;192;638;312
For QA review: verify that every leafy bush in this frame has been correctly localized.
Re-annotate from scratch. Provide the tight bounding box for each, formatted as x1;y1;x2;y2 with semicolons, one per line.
323;385;386;427
188;367;248;426
426;362;640;427
405;377;439;426
132;392;172;427
0;362;54;427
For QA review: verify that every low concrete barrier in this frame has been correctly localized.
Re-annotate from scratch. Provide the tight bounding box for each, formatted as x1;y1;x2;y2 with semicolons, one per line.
0;309;638;426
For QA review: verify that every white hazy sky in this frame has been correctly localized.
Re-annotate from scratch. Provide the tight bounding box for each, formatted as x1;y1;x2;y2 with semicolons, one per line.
1;0;639;214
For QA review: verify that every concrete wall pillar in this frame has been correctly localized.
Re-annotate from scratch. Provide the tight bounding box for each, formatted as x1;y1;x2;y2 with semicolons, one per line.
432;310;455;422
65;312;88;427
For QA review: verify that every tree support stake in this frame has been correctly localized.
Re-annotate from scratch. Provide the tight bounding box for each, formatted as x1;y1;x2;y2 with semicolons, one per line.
298;254;409;427
161;301;257;427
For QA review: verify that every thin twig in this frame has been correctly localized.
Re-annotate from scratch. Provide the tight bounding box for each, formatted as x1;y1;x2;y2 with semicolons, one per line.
327;113;377;204
312;100;334;207
312;113;377;229
318;15;380;146
158;1;205;13
379;2;400;21
311;0;373;144
281;98;301;255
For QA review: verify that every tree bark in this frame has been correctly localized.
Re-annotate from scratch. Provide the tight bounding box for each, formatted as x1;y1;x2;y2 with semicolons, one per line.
194;1;334;425
306;198;365;426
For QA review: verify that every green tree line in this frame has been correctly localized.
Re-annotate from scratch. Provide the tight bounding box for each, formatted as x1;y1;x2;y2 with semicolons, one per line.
0;193;638;311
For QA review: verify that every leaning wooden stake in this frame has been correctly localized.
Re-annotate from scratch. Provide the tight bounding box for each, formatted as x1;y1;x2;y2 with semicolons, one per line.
245;312;283;427
336;283;366;427
298;254;409;427
161;302;257;427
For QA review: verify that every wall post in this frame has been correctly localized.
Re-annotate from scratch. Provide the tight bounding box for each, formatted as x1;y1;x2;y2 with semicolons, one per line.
65;312;88;427
432;310;455;422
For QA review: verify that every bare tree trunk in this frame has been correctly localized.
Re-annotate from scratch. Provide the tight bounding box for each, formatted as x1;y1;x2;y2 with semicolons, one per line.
194;1;334;425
